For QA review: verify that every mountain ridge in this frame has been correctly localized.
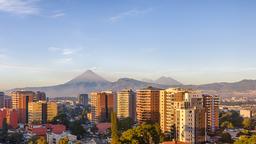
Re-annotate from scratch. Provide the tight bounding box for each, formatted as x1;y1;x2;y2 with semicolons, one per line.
6;70;256;98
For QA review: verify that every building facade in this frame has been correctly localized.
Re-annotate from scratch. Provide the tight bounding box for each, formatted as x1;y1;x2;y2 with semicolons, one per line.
0;108;18;129
203;94;219;133
136;87;161;124
0;92;4;108
174;90;206;144
28;101;58;124
4;96;12;108
78;94;89;106
117;89;136;121
11;91;35;123
89;91;115;123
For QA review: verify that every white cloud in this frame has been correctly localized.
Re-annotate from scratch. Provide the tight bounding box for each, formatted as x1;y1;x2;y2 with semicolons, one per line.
109;8;152;23
50;10;65;18
48;46;82;64
0;0;40;15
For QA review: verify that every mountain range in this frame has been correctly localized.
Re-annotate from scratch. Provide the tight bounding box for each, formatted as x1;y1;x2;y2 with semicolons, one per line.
7;70;256;98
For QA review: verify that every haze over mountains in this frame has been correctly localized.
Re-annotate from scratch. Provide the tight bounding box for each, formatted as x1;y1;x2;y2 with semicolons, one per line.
7;70;256;98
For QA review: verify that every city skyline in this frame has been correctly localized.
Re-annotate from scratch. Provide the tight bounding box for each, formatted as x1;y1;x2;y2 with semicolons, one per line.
0;0;256;90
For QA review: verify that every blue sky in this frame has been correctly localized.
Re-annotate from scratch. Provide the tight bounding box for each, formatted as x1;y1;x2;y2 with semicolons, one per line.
0;0;256;90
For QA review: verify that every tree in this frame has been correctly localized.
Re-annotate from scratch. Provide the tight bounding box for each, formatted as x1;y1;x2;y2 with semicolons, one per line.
111;112;119;144
36;137;47;144
220;132;232;143
58;136;69;144
51;113;70;128
69;120;85;138
118;117;133;132
221;121;234;129
120;124;162;144
234;135;256;144
2;118;8;135
243;118;252;130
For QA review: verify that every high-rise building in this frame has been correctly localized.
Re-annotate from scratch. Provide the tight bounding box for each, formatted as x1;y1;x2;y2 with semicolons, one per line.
174;90;206;144
203;94;219;133
10;91;35;123
136;86;161;124
0;108;18;129
4;96;12;108
0;92;4;108
160;88;183;133
89;91;115;123
28;101;58;124
78;94;89;106
117;89;136;121
34;91;46;101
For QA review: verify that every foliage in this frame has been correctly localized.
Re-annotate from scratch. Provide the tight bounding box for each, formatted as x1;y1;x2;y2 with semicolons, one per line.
120;124;162;144
219;132;232;143
6;132;23;144
234;135;256;144
221;121;234;129
69;120;85;137
51;113;70;128
220;111;243;128
242;118;252;130
118;117;133;132
58;136;69;144
111;112;119;144
2;118;8;135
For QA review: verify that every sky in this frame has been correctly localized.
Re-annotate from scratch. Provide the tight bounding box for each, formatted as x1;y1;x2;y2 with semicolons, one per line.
0;0;256;90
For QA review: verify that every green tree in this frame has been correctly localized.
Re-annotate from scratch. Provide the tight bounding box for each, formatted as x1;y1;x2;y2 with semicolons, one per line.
69;120;85;137
234;135;256;144
58;136;69;144
111;112;119;144
2;118;8;135
51;113;70;128
118;117;133;132
220;132;232;143
120;124;162;144
243;118;252;130
36;136;47;144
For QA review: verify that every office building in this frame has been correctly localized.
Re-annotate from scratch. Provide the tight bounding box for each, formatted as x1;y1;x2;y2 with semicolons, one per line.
0;92;4;108
203;94;219;133
174;90;206;144
89;91;115;123
117;89;136;121
0;108;18;129
78;94;89;106
4;96;12;108
240;109;252;118
28;101;58;124
11;91;35;123
136;86;161;124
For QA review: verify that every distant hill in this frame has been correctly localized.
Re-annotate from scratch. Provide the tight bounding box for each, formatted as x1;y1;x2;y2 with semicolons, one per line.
7;70;169;97
142;76;183;86
7;71;256;98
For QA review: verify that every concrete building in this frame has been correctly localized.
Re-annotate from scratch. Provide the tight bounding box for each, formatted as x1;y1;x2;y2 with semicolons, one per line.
174;90;206;144
0;92;4;108
47;132;77;144
160;88;184;133
28;101;58;124
89;91;115;123
0;108;18;129
203;94;219;133
78;94;89;106
11;91;35;123
240;109;252;118
4;96;12;108
136;86;161;124
117;89;136;121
